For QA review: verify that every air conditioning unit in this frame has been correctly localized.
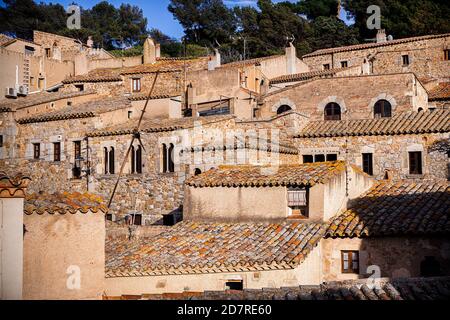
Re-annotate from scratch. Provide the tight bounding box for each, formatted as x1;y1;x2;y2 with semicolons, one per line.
16;85;28;96
5;87;17;98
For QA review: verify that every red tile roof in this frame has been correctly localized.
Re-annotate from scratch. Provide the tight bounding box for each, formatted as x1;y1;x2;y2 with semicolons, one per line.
428;83;450;101
270;68;344;84
220;55;283;69
62;69;122;84
185;161;345;188
326;181;450;238
302;33;450;58
0;172;31;197
105;221;326;277
25;191;107;215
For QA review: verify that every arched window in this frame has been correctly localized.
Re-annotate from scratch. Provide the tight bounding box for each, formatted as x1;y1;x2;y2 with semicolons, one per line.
324;102;341;120
162;143;167;173
194;168;202;176
108;147;115;174
276;105;292;115
104;147;109;174
374;100;392;118
418;107;424;112
168;144;175;173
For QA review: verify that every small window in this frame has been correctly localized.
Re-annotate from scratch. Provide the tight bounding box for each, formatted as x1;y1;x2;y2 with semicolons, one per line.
33;143;40;160
402;55;410;66
362;153;373;176
287;188;308;218
128;214;142;226
194;168;202;176
326;154;337;161
324;102;341;121
303;155;314;163
109;147;115;174
161;143;175;173
341;61;348;68
45;48;51;58
444;49;450;61
130;145;143;174
73;141;82;178
314;154;325;163
128;111;133;119
132;78;141;92
106;214;113;221
38;78;44;89
75;84;84;92
67;101;72;107
323;63;330;70
53;142;61;162
0;135;3;147
253;108;258;118
409;151;422;175
341;251;359;274
374;100;392;118
420;256;441;277
225;280;243;291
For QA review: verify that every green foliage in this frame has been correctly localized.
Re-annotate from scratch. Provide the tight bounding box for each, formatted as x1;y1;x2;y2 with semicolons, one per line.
296;0;340;20
110;45;143;57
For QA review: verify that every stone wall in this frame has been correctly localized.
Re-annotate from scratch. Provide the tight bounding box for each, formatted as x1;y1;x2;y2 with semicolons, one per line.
321;237;450;281
294;132;450;181
261;73;428;120
302;35;450;81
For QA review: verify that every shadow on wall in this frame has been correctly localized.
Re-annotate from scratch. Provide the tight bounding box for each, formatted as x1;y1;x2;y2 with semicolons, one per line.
325;186;450;280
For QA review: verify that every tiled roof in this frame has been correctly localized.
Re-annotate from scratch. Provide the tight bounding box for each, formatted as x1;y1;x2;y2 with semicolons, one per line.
270;68;343;84
117;277;450;300
25;191;107;215
0;90;95;111
127;93;180;101
326;181;450;238
0;34;13;46
62;69;122;84
220;55;283;69
86;115;235;137
185;161;345;188
0;172;31;197
120;57;208;75
428;83;450;101
302;33;450;58
16;96;131;124
105;221;326;277
294;110;450;138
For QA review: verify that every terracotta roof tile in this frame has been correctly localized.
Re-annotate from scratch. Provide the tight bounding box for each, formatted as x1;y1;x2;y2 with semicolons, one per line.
105;221;326;277
120;57;208;75
0;172;31;197
295;110;450;138
270;68;344;84
302;33;450;58
0;90;95;111
220;55;283;69
86;115;235;137
16;96;131;124
185;161;345;188
121;277;450;300
62;69;122;84
25;191;107;215
325;181;450;238
428;83;450;101
0;34;13;46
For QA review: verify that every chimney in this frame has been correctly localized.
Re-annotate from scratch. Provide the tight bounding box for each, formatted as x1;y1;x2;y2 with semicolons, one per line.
143;37;157;64
285;42;297;75
208;49;221;71
376;29;387;43
0;173;31;300
155;44;161;59
87;36;93;48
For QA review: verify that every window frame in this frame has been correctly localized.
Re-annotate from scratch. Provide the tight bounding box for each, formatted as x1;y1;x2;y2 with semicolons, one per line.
402;54;410;66
287;187;309;218
374;99;392;118
341;61;348;68
362;153;374;176
33;143;41;160
408;151;423;175
53;142;61;162
341;250;360;274
132;78;141;93
444;49;450;61
324;102;341;121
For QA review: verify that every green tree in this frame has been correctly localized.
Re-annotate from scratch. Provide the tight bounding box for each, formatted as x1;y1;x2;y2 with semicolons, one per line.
296;0;340;20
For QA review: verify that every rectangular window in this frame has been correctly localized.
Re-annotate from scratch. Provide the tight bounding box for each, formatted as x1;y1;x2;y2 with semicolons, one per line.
132;78;141;92
53;142;61;162
341;61;348;68
326;154;338;161
323;63;330;70
106;214;113;221
225;280;243;291
253;108;258;118
0;135;3;147
409;151;423;175
38;78;44;89
314;154;325;163
128;111;133;119
444;49;450;61
341;251;359;274
362;153;373;175
303;155;314;163
402;55;410;66
287;188;309;218
73;141;82;178
130;214;142;226
75;84;84;92
45;48;51;58
33;143;40;160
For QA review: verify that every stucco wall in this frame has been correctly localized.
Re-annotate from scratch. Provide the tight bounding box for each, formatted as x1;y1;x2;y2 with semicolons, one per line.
23;210;105;300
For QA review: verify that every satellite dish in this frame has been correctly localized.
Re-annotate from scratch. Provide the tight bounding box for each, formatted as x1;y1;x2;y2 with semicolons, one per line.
387;35;394;41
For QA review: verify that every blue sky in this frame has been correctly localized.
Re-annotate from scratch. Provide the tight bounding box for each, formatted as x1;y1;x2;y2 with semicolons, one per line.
3;0;352;40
